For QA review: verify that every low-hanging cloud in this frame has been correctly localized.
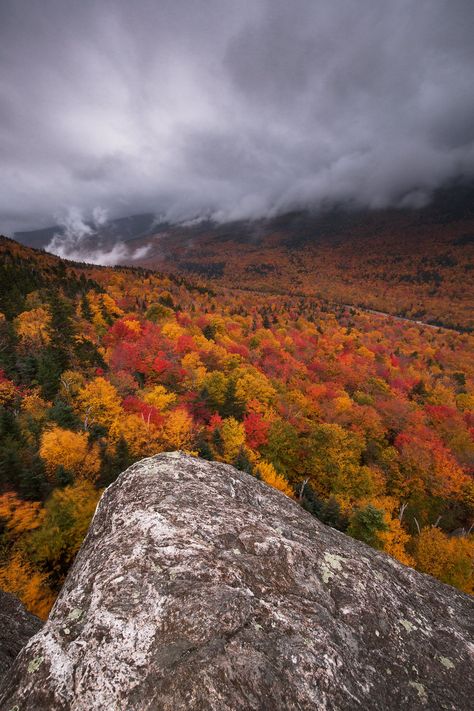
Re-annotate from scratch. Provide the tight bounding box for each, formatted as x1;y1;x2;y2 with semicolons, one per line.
1;0;474;236
46;207;152;265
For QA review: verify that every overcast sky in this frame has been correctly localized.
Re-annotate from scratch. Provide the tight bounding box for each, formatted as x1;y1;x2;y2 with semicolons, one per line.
1;0;473;235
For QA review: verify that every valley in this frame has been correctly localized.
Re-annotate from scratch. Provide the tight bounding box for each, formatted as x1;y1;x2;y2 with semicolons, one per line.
0;234;472;619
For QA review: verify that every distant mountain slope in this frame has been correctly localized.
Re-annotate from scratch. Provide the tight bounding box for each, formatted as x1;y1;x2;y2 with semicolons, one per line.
132;184;474;331
10;181;474;329
13;225;60;250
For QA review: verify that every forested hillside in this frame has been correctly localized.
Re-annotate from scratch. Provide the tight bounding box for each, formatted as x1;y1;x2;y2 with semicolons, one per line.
0;235;473;617
134;190;474;332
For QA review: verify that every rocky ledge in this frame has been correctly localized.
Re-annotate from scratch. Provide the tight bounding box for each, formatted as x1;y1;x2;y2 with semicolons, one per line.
1;452;473;710
0;591;41;680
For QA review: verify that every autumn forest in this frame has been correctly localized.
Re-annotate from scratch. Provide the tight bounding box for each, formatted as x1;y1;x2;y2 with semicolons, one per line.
0;232;473;618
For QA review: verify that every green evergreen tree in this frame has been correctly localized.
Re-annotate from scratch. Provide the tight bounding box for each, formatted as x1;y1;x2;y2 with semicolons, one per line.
18;455;49;500
0;442;23;489
99;437;133;486
320;497;349;531
48;399;79;429
233;447;253;475
212;428;224;458
347;505;388;548
196;435;213;461
80;293;93;321
55;465;74;487
300;485;348;531
48;290;75;353
74;337;106;369
15;353;38;387
113;437;133;473
37;346;65;400
203;323;216;341
0;319;17;375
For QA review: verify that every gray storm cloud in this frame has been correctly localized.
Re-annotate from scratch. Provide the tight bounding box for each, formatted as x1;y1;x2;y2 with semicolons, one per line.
1;0;473;235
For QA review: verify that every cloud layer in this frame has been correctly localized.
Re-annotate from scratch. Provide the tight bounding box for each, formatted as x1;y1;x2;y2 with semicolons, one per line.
1;0;473;234
46;207;152;265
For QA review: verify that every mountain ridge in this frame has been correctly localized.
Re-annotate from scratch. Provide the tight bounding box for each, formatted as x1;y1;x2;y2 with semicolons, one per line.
12;182;474;331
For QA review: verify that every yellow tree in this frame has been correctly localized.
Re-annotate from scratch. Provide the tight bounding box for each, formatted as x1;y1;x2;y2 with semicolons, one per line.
161;407;196;451
202;371;228;409
413;526;473;594
88;292;123;333
40;426;101;481
306;423;383;505
0;554;54;619
59;370;85;402
11;481;103;616
0;492;43;537
101;293;124;318
121;318;142;337
161;321;185;341
14;307;51;349
21;390;49;419
181;352;207;390
235;368;276;409
19;391;49;447
76;376;122;429
143;385;177;411
358;496;413;566
0;493;53;618
219;417;246;462
27;481;101;574
110;413;162;457
255;460;294;497
377;515;414;566
0;376;18;407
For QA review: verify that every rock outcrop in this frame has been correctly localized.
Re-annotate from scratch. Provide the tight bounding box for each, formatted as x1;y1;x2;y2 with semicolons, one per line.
1;452;473;710
0;591;42;680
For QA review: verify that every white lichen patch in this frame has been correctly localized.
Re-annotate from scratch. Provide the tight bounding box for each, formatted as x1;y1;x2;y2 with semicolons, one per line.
409;681;428;704
27;655;44;674
67;608;83;622
399;618;416;633
439;656;455;669
320;552;344;583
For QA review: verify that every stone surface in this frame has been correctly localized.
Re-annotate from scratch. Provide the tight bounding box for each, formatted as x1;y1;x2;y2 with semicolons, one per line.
0;591;42;681
1;452;473;710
